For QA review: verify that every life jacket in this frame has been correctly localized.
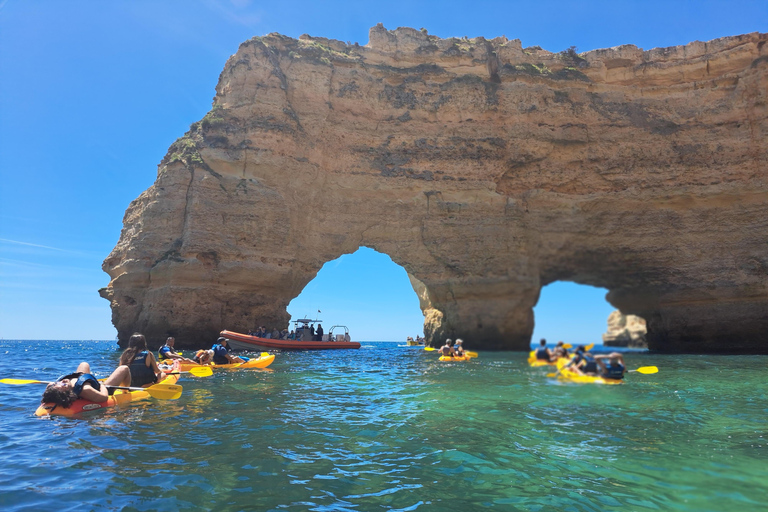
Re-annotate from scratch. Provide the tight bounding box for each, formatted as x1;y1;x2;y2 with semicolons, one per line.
129;350;157;387
158;344;177;360
581;355;598;374
212;344;229;365
58;372;101;397
535;347;550;360
604;362;625;380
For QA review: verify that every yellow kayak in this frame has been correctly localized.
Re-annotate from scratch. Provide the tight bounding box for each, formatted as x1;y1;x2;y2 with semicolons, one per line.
439;355;471;362
528;351;570;367
555;367;623;385
163;352;275;372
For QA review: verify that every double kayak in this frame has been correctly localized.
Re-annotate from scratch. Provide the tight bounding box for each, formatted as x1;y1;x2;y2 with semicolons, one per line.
36;362;182;417
163;352;275;372
528;351;569;367
439;355;472;362
555;367;623;385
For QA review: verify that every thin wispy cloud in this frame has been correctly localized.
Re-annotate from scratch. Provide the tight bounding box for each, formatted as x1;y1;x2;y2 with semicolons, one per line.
0;238;93;256
201;0;264;28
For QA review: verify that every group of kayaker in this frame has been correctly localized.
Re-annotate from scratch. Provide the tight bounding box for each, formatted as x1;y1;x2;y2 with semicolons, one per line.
535;338;627;380
159;336;248;366
40;333;166;410
41;333;258;410
534;339;571;362
439;338;466;357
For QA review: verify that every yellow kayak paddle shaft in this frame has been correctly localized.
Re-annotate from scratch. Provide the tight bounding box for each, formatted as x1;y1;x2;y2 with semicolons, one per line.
0;378;183;400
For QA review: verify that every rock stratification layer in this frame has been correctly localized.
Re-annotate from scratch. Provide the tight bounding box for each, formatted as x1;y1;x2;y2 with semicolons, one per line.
101;25;768;353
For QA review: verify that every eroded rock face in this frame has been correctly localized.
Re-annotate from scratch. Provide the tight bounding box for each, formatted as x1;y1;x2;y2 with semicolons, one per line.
602;310;647;348
101;25;768;353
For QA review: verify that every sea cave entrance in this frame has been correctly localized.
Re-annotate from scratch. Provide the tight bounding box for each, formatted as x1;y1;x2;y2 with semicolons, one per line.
531;281;618;349
287;247;425;343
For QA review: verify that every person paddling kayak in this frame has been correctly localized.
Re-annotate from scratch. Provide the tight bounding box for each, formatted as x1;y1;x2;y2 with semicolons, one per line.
211;337;249;365
439;338;457;358
158;337;197;364
453;339;465;357
534;338;554;362
595;352;626;380
562;345;598;375
40;362;131;412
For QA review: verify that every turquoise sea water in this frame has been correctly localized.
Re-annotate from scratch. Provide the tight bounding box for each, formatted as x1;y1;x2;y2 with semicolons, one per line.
0;340;766;511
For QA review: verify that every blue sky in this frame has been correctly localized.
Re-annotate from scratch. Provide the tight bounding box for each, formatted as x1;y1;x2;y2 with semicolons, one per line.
0;1;765;342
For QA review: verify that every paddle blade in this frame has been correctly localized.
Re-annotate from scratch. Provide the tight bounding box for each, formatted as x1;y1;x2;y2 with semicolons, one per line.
585;343;595;351
563;343;572;349
631;366;659;374
0;378;47;385
187;367;213;377
424;347;436;351
146;384;183;400
465;351;478;358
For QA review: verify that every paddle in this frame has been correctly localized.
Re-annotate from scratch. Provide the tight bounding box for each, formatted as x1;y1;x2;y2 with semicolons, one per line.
547;366;659;378
101;366;212;381
628;366;658;374
164;367;212;377
0;379;183;400
465;351;478;358
424;347;436;351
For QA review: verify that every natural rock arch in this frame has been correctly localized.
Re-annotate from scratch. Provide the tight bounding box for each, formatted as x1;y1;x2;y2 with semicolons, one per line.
101;26;768;353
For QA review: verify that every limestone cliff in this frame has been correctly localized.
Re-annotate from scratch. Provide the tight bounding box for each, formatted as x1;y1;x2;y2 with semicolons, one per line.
602;310;647;348
101;25;768;353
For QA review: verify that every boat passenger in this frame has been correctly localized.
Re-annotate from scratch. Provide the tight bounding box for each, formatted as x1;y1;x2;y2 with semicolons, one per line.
595;352;626;380
120;333;166;387
211;337;249;365
440;338;457;358
535;338;553;361
316;324;324;341
564;345;599;375
158;337;197;364
454;338;465;357
40;362;132;412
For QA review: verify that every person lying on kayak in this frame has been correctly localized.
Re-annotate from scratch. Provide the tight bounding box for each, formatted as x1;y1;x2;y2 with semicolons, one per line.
158;337;197;364
595;352;626;380
562;345;599;375
211;337;249;365
535;339;554;361
440;338;457;357
119;333;166;387
40;362;131;410
453;339;465;357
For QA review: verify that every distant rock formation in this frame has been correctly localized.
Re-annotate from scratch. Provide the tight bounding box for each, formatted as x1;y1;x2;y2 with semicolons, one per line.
602;310;647;348
100;25;768;353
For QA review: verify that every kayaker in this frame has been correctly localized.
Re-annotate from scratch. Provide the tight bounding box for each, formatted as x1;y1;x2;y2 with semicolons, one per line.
595;352;626;380
553;341;569;359
563;345;599;375
193;349;214;365
454;339;465;357
119;333;166;387
440;338;457;357
211;337;249;364
158;337;197;364
535;338;553;361
40;362;131;411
